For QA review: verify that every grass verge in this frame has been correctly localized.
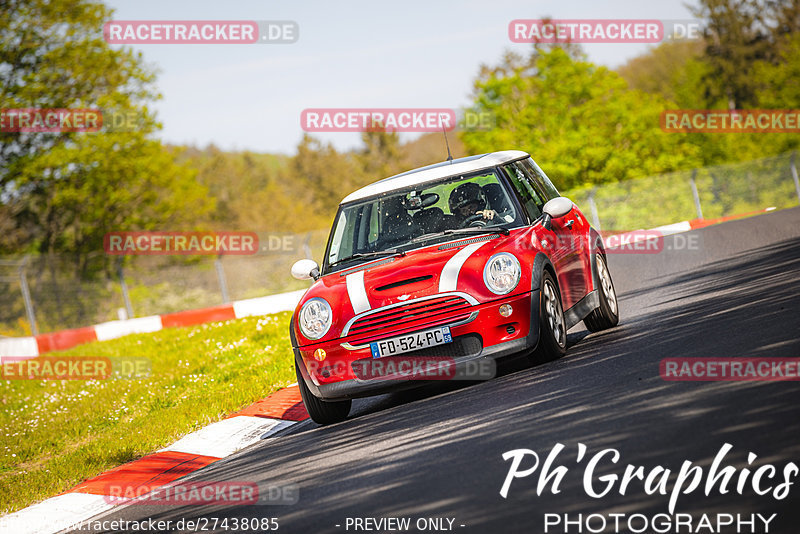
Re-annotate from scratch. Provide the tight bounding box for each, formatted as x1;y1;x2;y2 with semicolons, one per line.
0;311;295;515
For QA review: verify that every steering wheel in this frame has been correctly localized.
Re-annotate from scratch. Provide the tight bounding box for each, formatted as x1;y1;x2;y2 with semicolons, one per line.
462;214;488;228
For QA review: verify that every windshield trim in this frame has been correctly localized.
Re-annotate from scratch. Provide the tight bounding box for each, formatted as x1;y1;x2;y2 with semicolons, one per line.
320;165;529;276
322;223;527;276
341;152;529;204
339;157;528;207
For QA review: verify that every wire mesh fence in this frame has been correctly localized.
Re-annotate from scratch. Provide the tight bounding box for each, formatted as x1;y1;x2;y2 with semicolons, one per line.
0;230;329;336
1;152;799;337
565;151;800;231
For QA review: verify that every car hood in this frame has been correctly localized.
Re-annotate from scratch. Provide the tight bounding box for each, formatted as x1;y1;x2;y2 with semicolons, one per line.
293;228;537;345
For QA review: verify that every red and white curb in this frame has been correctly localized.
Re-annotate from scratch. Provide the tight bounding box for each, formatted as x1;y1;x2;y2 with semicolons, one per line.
0;385;309;534
0;290;306;359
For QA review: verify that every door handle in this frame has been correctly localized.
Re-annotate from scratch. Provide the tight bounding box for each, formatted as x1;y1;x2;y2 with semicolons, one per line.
565;219;575;228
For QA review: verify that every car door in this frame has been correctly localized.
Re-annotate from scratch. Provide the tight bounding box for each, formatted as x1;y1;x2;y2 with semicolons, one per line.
522;158;592;305
547;204;591;307
501;160;587;309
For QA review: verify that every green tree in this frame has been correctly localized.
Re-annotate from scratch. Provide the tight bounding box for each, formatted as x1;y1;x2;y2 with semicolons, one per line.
617;39;709;108
748;32;800;155
689;0;775;109
178;145;289;228
289;135;368;219
401;132;467;169
14;135;211;276
615;1;799;164
0;0;212;275
1;0;155;184
753;33;800;108
462;47;703;189
358;130;404;178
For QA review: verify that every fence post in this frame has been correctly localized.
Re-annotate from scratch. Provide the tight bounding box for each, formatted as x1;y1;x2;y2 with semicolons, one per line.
116;257;134;319
587;188;601;230
791;152;800;205
303;232;313;260
19;256;38;336
689;168;704;220
215;256;230;303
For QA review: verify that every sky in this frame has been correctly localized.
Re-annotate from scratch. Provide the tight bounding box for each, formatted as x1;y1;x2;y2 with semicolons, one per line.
104;0;698;154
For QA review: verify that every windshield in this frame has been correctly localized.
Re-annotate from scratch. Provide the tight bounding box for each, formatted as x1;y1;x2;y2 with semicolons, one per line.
323;169;522;273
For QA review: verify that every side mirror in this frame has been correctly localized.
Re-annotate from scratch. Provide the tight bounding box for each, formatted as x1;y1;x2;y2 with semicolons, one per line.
291;259;320;281
542;197;574;218
540;197;574;231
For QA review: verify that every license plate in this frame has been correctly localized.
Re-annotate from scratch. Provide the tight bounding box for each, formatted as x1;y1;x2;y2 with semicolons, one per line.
370;327;452;358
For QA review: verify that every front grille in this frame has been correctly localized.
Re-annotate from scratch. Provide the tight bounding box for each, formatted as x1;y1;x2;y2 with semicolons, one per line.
345;295;473;345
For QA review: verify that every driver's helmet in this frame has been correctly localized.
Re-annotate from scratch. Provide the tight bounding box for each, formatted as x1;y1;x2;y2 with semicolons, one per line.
448;182;486;215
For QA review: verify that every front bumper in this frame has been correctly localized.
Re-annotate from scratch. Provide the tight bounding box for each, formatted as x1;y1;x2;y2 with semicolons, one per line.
294;290;540;401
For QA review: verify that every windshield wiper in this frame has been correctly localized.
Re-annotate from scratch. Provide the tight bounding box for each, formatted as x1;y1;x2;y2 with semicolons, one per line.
411;226;510;244
329;249;406;268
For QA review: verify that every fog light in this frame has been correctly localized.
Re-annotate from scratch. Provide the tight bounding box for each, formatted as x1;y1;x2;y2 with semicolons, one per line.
499;304;513;317
313;348;327;361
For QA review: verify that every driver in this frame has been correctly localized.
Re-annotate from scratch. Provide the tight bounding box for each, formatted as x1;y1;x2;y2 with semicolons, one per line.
448;182;498;227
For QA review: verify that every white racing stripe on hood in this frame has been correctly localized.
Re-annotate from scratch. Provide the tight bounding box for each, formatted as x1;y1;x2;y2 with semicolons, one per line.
346;270;371;314
438;241;487;293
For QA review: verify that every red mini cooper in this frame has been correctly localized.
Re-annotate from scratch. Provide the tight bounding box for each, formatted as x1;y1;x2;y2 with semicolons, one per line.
289;151;619;424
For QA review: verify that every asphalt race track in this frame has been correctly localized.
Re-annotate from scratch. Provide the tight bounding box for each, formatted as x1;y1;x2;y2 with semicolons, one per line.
67;208;800;534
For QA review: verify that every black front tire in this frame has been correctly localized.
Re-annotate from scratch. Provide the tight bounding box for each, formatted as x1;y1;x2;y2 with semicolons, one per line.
295;361;351;425
584;253;620;332
530;270;567;363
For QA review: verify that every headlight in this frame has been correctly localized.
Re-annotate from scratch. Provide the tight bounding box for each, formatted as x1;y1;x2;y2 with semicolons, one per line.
298;297;333;340
483;253;521;295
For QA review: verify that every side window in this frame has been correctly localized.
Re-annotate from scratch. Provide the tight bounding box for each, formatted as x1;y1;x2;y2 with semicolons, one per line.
521;158;560;200
502;162;545;220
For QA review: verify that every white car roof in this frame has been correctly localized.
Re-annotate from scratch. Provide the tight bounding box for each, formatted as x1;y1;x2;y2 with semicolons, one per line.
340;150;530;204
